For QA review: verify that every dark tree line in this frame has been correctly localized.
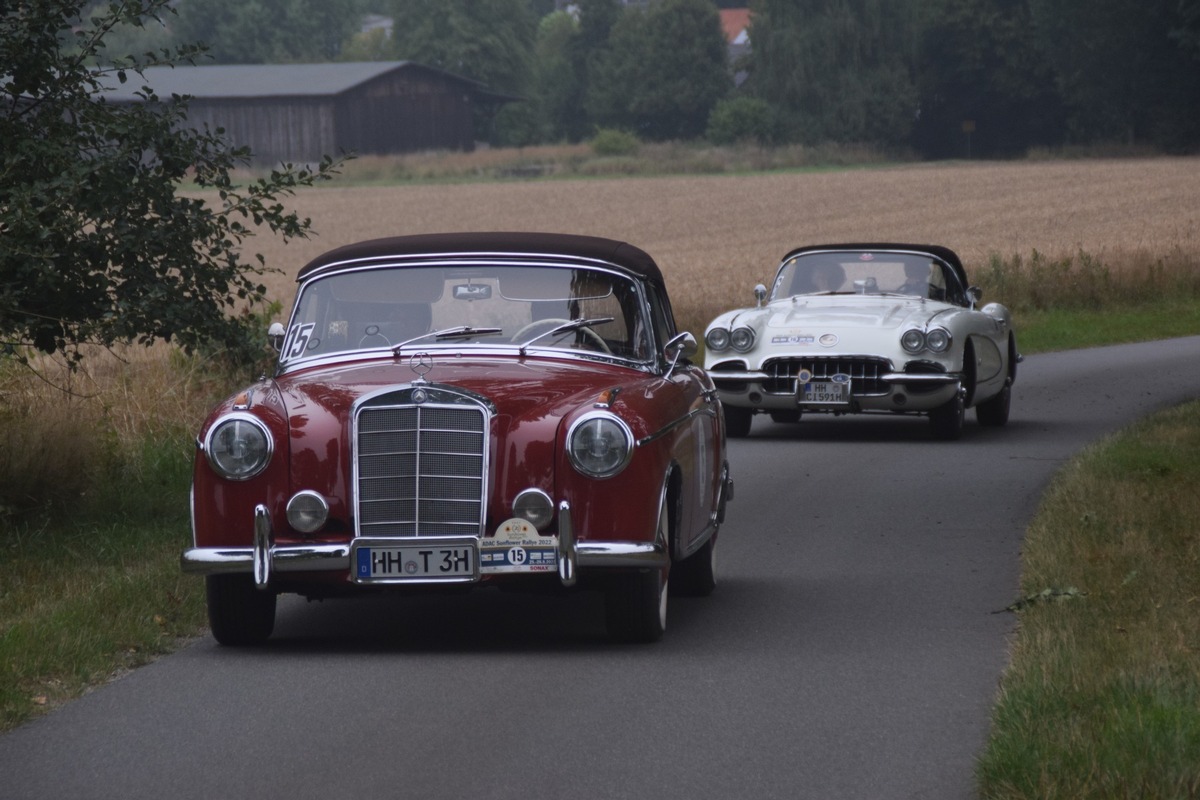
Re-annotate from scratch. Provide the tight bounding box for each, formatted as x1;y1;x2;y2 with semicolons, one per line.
84;0;1200;155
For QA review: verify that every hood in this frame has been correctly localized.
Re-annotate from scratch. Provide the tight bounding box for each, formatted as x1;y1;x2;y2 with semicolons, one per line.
762;296;952;331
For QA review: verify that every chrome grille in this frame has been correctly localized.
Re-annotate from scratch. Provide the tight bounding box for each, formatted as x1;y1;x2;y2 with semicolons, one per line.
762;357;890;396
356;403;486;537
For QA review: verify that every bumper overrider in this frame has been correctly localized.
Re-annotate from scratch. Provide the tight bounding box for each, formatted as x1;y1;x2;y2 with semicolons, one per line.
181;501;668;591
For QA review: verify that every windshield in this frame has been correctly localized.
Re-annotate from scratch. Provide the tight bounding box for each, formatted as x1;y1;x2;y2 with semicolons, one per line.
771;251;964;304
278;264;651;364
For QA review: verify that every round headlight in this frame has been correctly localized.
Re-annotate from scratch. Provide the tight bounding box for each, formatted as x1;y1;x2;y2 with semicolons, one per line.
730;326;756;352
513;488;554;531
705;328;731;352
567;413;634;479
205;414;272;480
926;327;952;353
901;329;926;353
287;490;329;534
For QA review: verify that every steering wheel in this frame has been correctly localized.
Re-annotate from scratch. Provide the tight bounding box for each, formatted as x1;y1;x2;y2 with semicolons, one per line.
512;318;611;353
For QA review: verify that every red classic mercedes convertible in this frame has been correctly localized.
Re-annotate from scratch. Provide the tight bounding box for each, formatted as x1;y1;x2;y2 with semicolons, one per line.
183;233;733;644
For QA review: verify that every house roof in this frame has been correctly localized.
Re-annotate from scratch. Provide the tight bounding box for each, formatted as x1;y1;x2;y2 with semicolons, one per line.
94;61;490;102
720;8;751;44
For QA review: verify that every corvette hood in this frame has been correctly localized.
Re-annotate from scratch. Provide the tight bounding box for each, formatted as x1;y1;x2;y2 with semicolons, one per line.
760;296;950;331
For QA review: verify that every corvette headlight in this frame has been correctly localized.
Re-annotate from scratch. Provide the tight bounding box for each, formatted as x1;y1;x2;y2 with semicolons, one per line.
567;412;633;479
730;326;756;352
705;328;731;352
926;327;952;353
901;329;925;353
205;414;273;480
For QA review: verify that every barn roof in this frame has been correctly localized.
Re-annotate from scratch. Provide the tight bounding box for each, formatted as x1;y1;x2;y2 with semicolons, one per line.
94;61;496;102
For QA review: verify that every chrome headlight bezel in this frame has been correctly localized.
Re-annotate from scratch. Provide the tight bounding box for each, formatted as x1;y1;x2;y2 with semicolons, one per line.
286;490;329;533
925;327;952;353
203;413;273;481
730;326;756;353
705;327;731;352
566;412;634;479
513;488;554;530
901;329;926;353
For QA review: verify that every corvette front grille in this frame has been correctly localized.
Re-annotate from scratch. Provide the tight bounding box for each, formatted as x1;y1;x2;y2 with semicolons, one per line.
356;404;486;537
762;357;890;396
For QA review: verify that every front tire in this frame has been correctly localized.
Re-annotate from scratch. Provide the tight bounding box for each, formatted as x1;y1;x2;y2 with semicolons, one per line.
724;405;752;438
671;535;716;597
929;393;965;440
976;382;1011;427
605;568;668;643
206;575;276;646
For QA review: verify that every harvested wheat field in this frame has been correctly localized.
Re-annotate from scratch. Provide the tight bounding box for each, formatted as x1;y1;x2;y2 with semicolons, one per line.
244;157;1200;334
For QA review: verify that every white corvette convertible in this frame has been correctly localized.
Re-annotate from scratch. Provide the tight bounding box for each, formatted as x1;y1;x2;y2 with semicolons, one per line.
704;243;1020;440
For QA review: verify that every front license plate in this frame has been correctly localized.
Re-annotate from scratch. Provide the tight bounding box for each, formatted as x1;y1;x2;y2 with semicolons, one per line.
352;538;479;584
800;380;850;405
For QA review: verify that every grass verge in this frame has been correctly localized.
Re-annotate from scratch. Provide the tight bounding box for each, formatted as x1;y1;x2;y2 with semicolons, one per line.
977;401;1200;798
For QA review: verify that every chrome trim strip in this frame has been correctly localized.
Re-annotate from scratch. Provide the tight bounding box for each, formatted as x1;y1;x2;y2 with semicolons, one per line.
181;544;351;575
636;405;718;447
710;370;769;381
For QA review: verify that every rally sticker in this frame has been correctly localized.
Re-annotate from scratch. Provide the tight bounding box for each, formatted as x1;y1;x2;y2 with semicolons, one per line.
480;519;558;574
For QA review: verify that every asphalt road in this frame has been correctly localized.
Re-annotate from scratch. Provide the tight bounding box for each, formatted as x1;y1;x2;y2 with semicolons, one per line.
4;336;1200;800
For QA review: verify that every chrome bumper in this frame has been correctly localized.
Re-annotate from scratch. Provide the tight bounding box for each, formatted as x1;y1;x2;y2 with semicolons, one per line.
181;501;667;589
710;369;963;386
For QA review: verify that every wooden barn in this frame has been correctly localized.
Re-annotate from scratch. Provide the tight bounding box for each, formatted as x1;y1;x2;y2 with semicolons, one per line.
98;61;517;166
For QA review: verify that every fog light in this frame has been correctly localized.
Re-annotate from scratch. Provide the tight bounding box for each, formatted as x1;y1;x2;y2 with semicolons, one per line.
287;490;329;534
513;488;554;531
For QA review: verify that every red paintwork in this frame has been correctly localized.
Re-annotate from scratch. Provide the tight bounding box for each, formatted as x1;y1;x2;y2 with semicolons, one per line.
192;351;722;572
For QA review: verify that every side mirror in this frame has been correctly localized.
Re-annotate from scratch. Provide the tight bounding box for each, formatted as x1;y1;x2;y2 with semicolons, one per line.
662;331;698;379
967;286;983;307
267;322;286;352
753;284;767;308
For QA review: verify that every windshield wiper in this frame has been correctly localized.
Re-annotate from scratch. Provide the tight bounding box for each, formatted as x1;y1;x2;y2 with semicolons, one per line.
518;317;614;356
392;326;503;354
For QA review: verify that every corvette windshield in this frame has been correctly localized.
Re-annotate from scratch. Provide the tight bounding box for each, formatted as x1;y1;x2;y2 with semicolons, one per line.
278;264;650;364
772;251;962;303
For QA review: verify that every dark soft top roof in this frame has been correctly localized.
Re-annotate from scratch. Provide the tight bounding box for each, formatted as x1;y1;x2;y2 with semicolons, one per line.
297;232;665;287
783;243;968;288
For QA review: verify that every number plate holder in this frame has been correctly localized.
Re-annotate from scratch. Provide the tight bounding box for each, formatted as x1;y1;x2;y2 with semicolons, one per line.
799;374;851;405
351;537;480;584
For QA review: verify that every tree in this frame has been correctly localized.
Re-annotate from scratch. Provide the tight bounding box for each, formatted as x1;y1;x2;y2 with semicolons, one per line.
912;0;1064;157
1028;0;1200;149
387;0;536;94
586;0;731;140
532;10;590;141
1;0;342;368
747;0;921;146
172;0;367;64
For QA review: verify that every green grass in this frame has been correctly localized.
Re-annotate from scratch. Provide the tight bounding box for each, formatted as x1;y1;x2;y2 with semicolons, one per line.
977;402;1200;798
0;398;209;731
1016;302;1200;354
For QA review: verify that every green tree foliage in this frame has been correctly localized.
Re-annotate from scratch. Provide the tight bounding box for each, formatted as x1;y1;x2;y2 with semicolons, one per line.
0;1;342;367
387;0;536;94
912;0;1064;157
586;0;730;140
1028;0;1200;149
173;0;367;64
706;95;778;144
747;0;921;146
532;10;589;141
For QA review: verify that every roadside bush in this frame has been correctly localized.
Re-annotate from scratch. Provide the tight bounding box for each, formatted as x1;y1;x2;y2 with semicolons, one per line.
706;96;778;145
591;128;641;157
